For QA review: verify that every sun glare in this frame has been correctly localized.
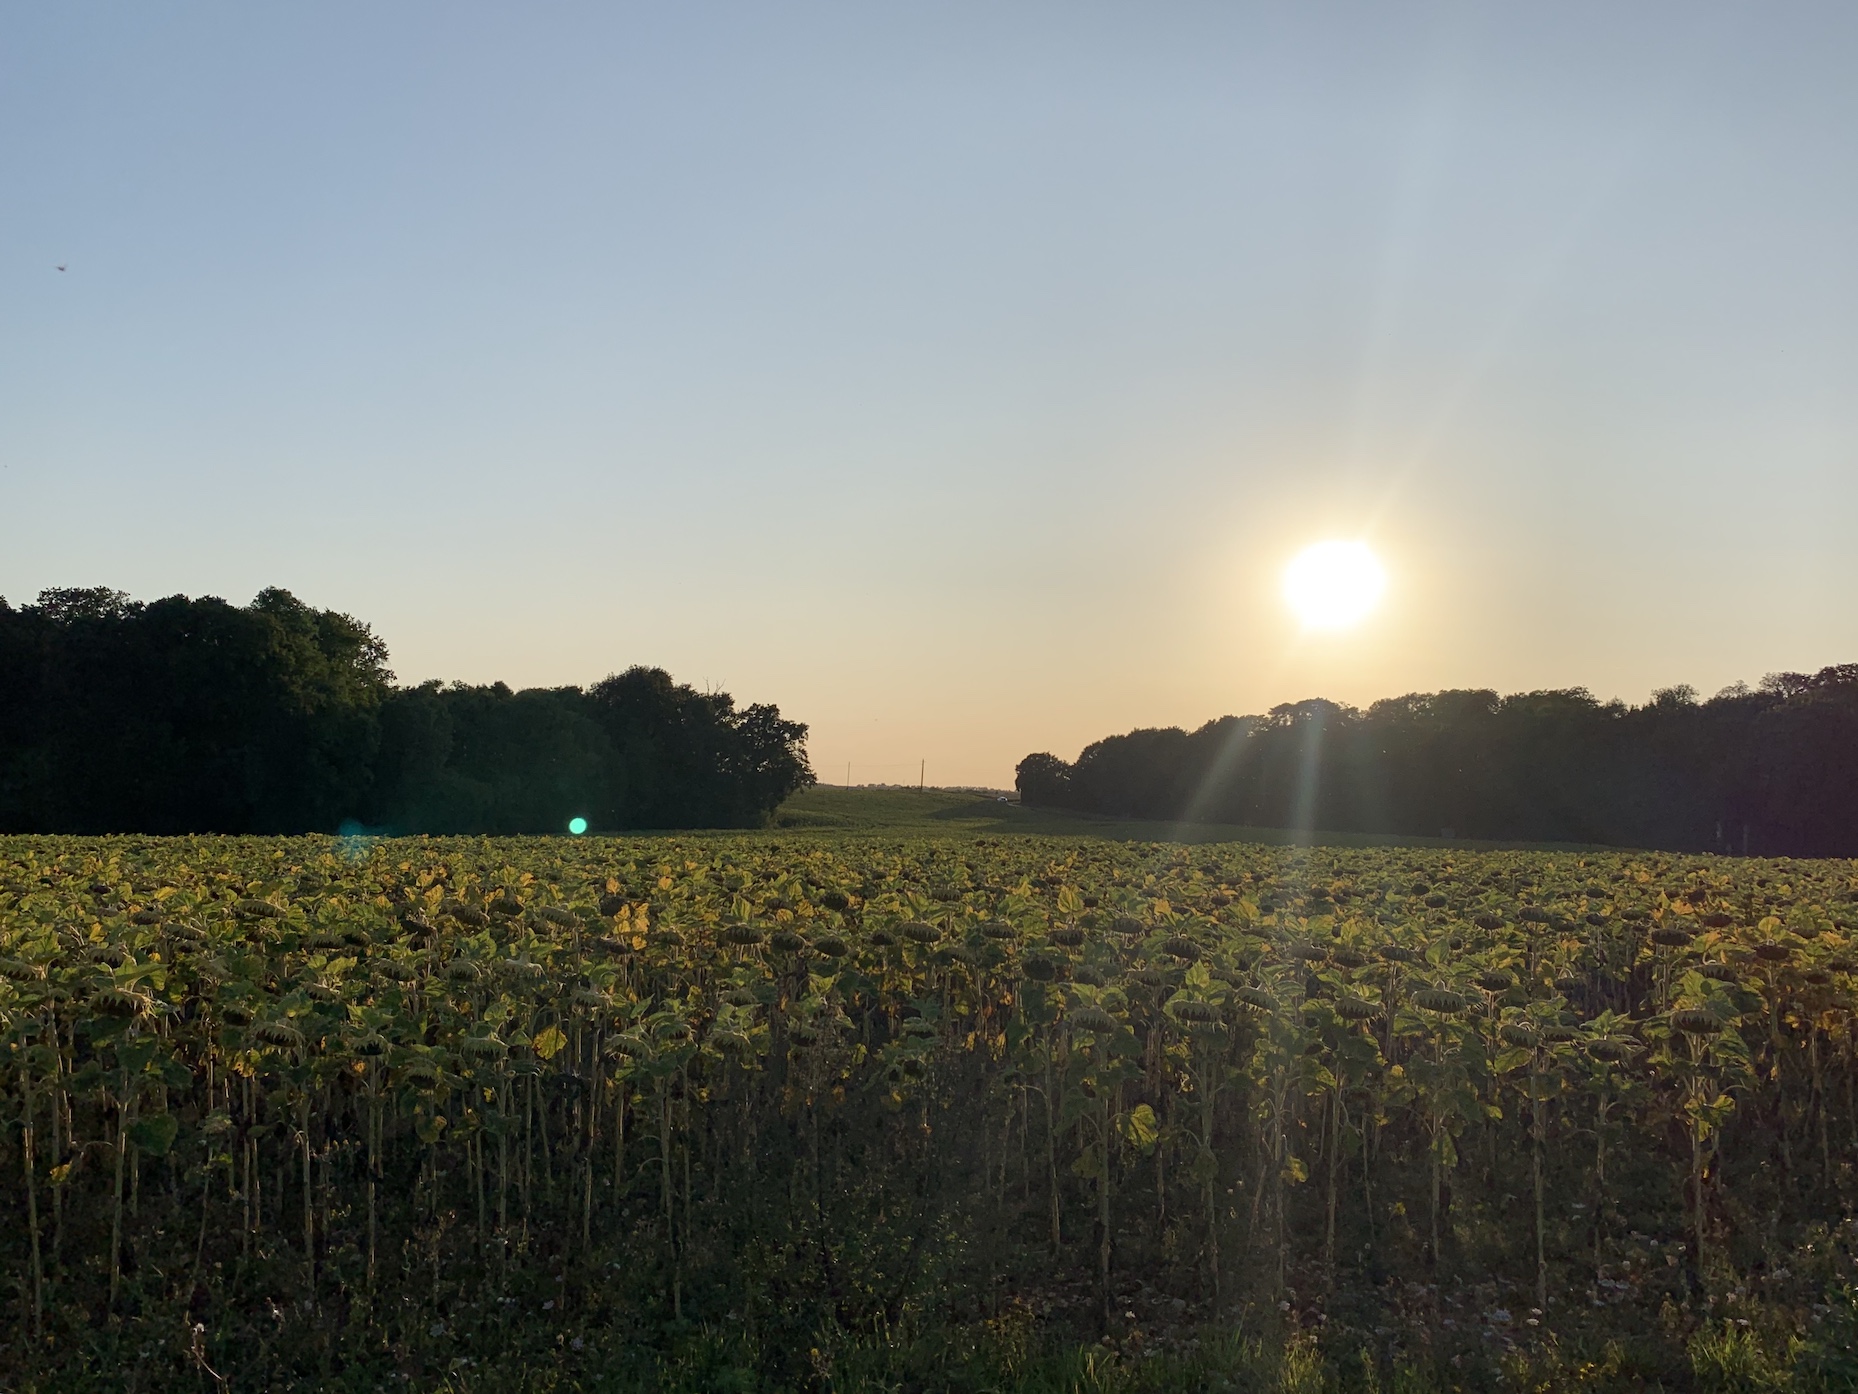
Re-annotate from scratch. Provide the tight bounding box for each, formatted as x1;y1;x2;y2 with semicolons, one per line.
1283;540;1386;631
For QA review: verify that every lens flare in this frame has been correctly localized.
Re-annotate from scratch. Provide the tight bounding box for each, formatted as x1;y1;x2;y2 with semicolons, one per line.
1283;540;1386;631
568;817;588;836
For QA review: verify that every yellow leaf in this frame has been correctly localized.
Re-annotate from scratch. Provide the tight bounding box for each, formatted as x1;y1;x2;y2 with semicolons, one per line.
533;1026;567;1060
1118;1103;1160;1153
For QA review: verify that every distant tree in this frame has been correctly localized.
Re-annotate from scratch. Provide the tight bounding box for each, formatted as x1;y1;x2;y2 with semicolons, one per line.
724;700;816;823
0;589;812;835
1753;666;1858;857
1016;667;1858;855
0;587;389;833
586;666;811;829
366;666;813;834
1014;753;1074;808
368;683;617;835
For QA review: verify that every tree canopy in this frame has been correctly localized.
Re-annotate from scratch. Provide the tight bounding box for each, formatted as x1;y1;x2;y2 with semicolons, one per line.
0;588;812;834
1017;670;1858;856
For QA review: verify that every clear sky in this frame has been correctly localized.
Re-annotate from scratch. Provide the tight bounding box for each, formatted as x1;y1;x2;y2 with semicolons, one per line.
4;4;1855;788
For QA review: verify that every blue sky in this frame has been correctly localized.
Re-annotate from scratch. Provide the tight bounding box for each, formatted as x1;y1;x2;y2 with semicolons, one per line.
4;3;1855;786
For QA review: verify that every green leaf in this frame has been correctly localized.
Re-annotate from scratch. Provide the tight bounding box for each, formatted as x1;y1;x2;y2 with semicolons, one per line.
1058;1089;1095;1132
1189;1147;1219;1186
1494;1047;1533;1074
114;1037;158;1077
128;1113;179;1157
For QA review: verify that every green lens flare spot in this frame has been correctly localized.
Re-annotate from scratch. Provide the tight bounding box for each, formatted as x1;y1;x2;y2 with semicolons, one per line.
568;817;588;836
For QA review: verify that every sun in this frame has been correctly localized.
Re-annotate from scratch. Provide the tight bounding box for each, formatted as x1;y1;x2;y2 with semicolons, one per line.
1282;540;1386;631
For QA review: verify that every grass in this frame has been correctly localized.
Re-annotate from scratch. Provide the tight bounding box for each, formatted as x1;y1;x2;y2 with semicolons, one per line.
770;785;1604;852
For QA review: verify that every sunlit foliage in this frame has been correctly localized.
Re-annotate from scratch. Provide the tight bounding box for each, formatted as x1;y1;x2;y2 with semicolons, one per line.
2;833;1857;1389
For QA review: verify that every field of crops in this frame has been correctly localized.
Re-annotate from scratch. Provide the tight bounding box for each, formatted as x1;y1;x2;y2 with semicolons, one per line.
3;829;1858;1392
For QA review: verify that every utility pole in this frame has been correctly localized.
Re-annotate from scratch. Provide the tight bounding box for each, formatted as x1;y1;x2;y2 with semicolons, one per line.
920;759;925;792
846;762;851;789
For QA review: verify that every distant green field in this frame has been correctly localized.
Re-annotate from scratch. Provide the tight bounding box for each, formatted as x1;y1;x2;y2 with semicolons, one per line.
772;784;1598;850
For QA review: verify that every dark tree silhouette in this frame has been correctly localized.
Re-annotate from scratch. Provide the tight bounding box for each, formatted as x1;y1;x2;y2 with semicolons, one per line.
1017;669;1858;855
0;587;389;833
0;588;812;834
361;668;813;833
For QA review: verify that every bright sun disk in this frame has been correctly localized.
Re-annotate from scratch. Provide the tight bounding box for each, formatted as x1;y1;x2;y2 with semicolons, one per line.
1283;540;1386;631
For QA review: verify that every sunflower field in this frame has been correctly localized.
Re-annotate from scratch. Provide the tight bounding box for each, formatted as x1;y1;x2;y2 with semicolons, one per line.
3;833;1858;1391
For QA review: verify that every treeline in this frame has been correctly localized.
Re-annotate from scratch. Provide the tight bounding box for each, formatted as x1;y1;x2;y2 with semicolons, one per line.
0;587;812;835
1017;671;1858;856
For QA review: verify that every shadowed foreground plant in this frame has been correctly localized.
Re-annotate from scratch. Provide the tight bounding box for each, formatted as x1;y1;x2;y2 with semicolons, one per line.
1;834;1856;1390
